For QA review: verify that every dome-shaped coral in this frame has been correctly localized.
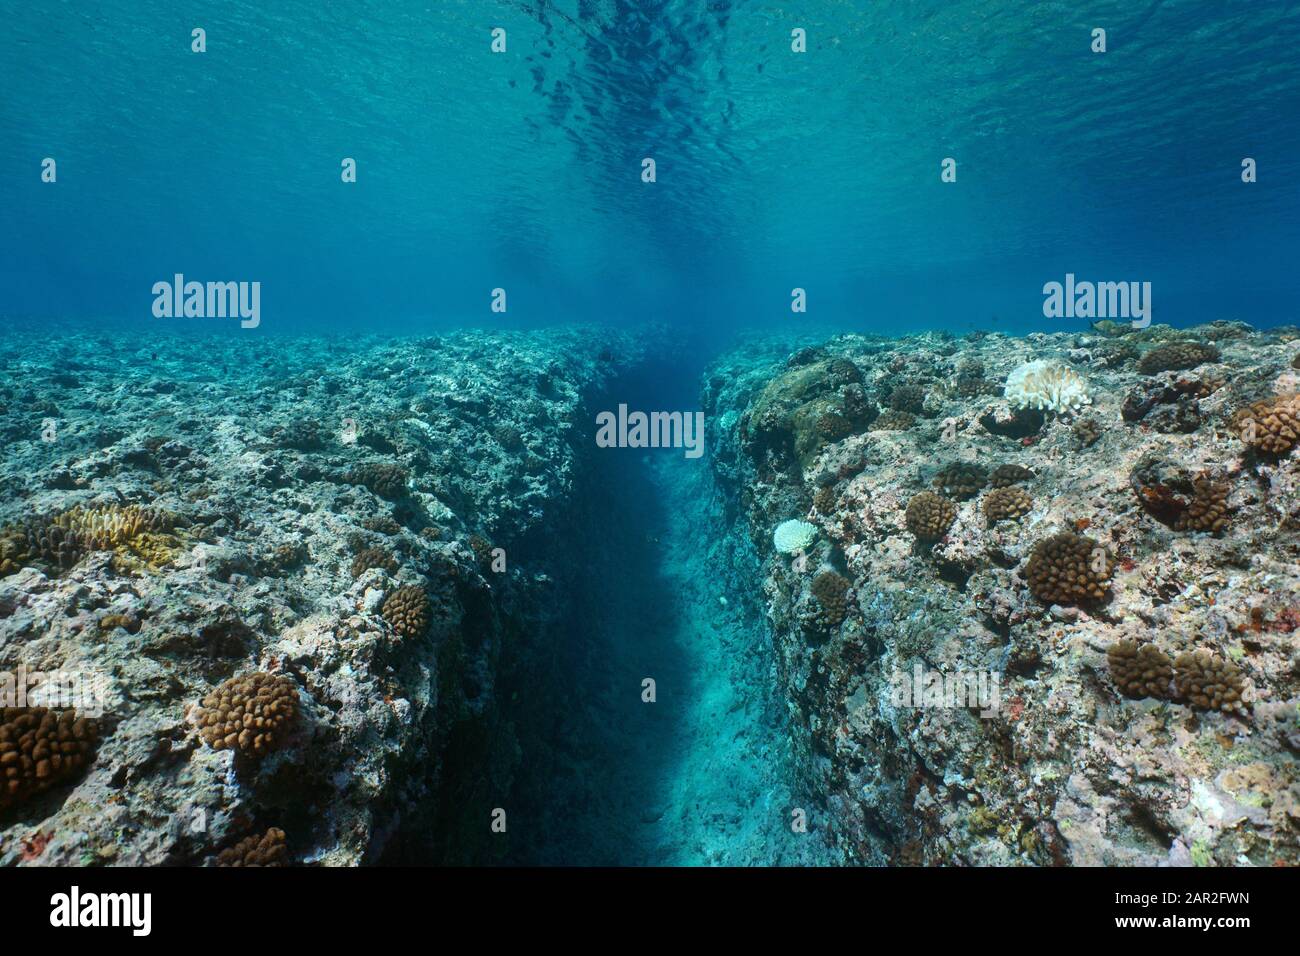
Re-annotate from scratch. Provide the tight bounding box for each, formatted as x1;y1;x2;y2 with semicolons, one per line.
1137;341;1220;375
984;486;1033;523
197;672;300;759
0;707;99;814
216;827;288;866
382;585;432;639
1107;640;1173;699
1025;532;1112;605
905;492;957;541
1234;393;1300;455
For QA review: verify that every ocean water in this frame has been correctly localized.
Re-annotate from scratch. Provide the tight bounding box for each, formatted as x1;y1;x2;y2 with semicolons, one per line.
2;2;1299;873
4;1;1299;336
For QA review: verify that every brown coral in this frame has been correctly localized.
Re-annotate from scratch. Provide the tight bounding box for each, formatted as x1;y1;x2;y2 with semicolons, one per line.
1107;640;1173;699
98;612;142;634
1072;417;1102;448
989;464;1034;488
467;534;494;567
1174;476;1230;533
955;375;995;398
813;485;837;513
216;827;288;867
196;672;299;759
361;515;402;535
1173;649;1247;713
984;486;1033;523
1025;532;1112;606
810;571;851;629
887;384;927;414
347;462;409;499
382;585;431;639
905;492;957;541
932;463;987;501
1234;393;1300;455
0;707;99;815
874;410;914;431
351;546;398;578
1137;341;1221;375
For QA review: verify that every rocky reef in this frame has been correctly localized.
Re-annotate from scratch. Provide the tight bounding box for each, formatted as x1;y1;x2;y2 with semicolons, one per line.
0;327;641;865
709;321;1300;866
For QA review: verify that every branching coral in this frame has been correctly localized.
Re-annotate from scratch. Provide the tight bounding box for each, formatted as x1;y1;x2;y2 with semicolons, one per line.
1174;649;1247;713
382;585;431;639
886;384;927;414
467;534;495;568
810;570;851;629
1131;458;1232;533
933;463;987;501
1107;640;1173;699
905;492;957;541
1175;476;1231;533
0;707;99;814
0;505;173;576
984;486;1033;523
989;464;1034;488
351;546;398;578
874;409;914;430
196;672;299;759
1025;532;1112;605
1234;393;1300;455
346;462;410;499
1003;360;1091;414
1072;417;1102;448
216;827;288;866
773;519;817;554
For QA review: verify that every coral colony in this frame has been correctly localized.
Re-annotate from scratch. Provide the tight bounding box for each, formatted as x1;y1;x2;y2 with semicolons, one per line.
1;2;1298;885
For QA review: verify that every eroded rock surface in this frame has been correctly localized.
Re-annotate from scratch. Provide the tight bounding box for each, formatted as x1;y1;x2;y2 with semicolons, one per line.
709;322;1300;866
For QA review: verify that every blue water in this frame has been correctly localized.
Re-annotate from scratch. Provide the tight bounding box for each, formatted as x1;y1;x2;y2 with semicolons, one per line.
3;1;1299;336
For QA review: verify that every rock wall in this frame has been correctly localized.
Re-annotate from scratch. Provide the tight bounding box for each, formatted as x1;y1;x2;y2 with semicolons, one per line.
708;321;1300;866
0;328;641;865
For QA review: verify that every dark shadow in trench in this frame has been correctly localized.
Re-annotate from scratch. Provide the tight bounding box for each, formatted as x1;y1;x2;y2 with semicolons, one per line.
497;358;707;865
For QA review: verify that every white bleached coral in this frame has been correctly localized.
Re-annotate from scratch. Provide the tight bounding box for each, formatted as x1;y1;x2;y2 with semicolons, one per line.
1004;359;1092;413
773;519;817;554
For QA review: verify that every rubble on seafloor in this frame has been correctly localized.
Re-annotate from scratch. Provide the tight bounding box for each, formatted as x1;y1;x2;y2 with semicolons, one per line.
706;320;1300;866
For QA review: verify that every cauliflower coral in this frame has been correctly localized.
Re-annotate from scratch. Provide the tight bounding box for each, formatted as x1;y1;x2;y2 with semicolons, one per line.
1004;359;1091;414
773;519;817;554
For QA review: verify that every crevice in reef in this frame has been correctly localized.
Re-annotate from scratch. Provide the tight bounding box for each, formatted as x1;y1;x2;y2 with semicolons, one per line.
494;357;828;865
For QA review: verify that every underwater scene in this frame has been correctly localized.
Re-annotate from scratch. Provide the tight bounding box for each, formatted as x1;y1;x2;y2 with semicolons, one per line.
1;0;1299;898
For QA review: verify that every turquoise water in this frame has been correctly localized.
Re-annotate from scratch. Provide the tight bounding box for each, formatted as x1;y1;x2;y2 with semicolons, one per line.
3;1;1299;334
